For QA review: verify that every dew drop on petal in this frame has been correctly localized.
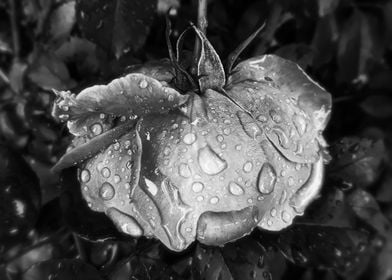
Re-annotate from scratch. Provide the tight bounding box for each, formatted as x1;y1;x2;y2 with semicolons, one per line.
198;146;227;175
183;133;197;145
210;196;219;204
270;207;277;217
196;195;204;201
91;123;103;136
179;163;192;178
101;167;111;178
293;115;307;136
216;134;224;142
243;161;253;173
229;182;245;196
99;182;115;200
281;211;291;223
114;174;121;183
257;163;277;194
80;169;90;182
139;79;148;89
270;110;282;123
192;182;204;193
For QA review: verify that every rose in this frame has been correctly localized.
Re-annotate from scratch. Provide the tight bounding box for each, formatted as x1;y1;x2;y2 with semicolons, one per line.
52;27;331;251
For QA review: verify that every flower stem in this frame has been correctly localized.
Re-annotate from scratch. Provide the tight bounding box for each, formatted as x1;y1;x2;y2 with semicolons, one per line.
191;0;208;75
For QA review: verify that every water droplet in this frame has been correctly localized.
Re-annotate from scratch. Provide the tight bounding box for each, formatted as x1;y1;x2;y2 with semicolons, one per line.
139;79;148;89
198;146;227;175
192;182;204;193
210;196;219;204
270;208;277;217
183;133;197;145
62;105;69;111
272;128;290;149
101;167;111;178
144;178;158;196
168;94;174;102
257;163;277;194
279;190;287;205
270;110;282;123
196;195;204;201
91;123;103;136
126;161;133;169
114;174;121;183
237;111;262;139
243;161;253;173
235;144;242;151
293;115;307;136
257;115;267;122
113;142;120;151
216;134;224;142
99;113;105;119
124;183;131;190
229;182;244;196
99;182;115;200
163;146;171;156
288;177;295;186
80;169;90;182
179;163;192;178
223;128;231;135
281;211;291;223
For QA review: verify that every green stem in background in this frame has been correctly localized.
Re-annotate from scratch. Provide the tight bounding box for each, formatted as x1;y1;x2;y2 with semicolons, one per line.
191;0;208;75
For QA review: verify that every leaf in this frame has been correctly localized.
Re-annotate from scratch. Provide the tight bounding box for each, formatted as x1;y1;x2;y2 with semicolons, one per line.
317;0;339;17
22;259;104;280
192;25;226;92
28;51;76;90
328;137;386;189
49;1;76;43
76;0;157;58
360;95;392;119
337;11;385;84
0;145;41;246
274;225;371;277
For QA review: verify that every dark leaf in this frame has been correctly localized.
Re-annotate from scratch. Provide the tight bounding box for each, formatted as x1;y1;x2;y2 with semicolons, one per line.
0;144;41;248
328;137;386;189
49;1;76;43
28;51;76;90
76;0;157;58
22;259;103;280
360;95;392;119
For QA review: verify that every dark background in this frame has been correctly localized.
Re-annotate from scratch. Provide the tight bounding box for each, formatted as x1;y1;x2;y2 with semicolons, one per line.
0;0;392;279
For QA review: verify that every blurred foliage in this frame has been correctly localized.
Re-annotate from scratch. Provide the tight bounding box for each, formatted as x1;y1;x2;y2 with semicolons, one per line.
0;0;392;279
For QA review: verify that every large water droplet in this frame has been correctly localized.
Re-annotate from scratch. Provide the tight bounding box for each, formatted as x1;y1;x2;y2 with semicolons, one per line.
144;177;158;196
99;182;115;200
237;111;262;139
91;123;103;136
80;169;90;182
243;161;253;173
179;163;192;178
229;182;244;196
257;163;277;194
270;207;277;217
101;167;111;178
198;146;227;175
192;182;204;193
183;133;197;145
